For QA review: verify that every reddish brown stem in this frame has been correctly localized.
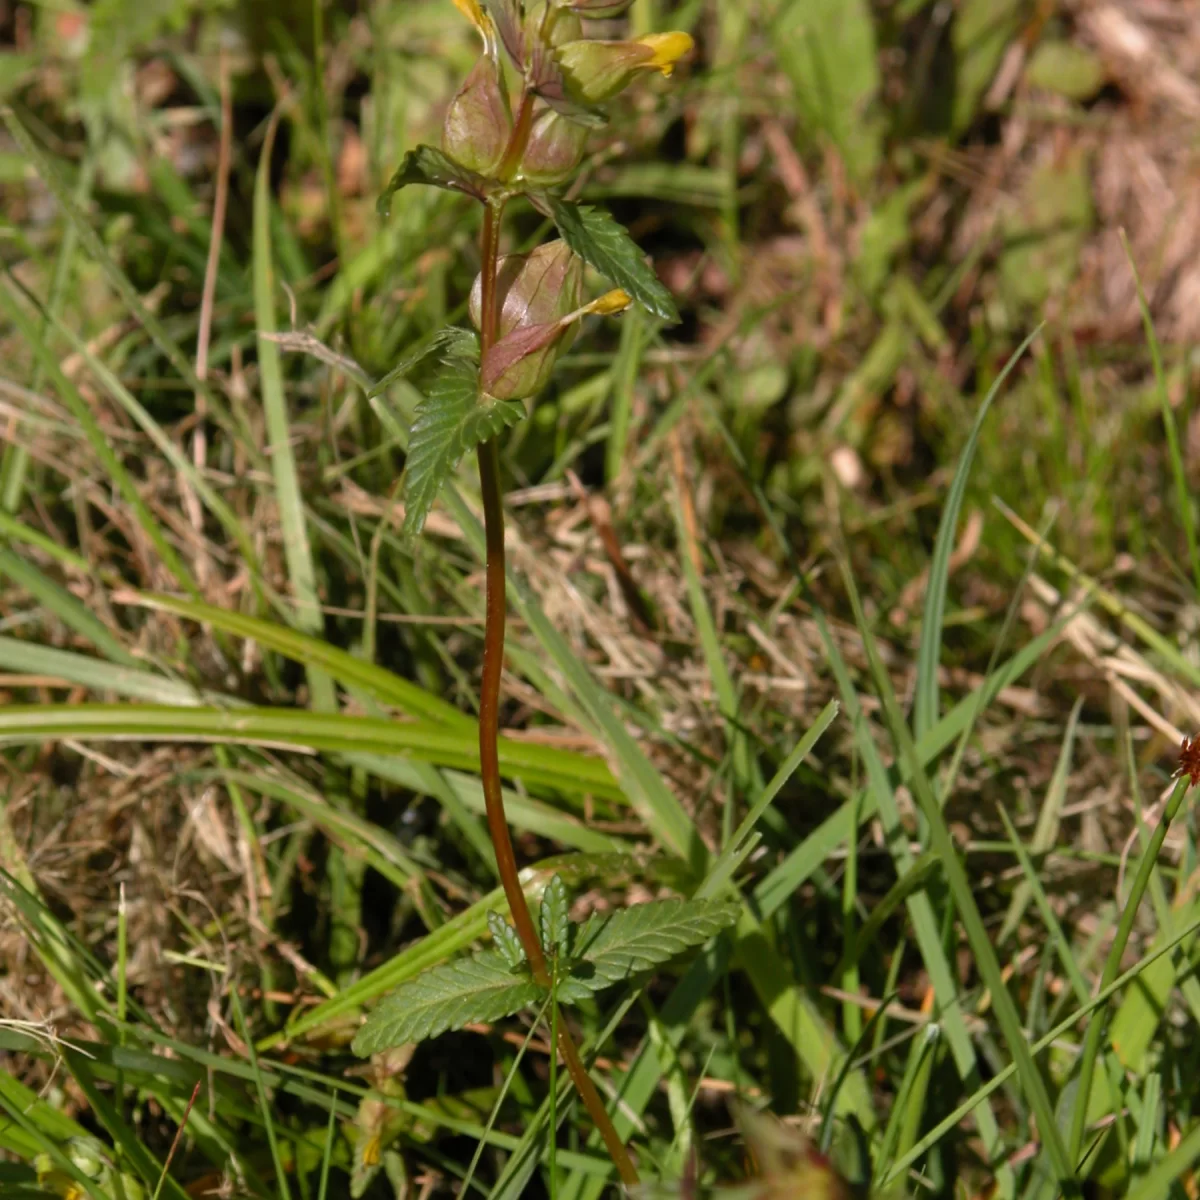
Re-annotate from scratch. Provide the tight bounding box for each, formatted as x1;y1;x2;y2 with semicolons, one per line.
474;179;639;1188
498;91;536;182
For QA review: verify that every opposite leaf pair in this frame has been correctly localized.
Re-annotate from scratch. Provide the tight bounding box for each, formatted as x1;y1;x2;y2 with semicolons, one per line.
353;877;738;1054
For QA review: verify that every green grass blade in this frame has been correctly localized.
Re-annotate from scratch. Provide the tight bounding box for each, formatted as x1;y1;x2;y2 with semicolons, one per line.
996;803;1089;1007
0;276;199;598
0;546;137;668
1;110;243;449
1120;229;1200;596
1123;1118;1200;1200
914;324;1042;740
0;703;621;799
998;696;1082;943
228;988;292;1200
254;110;336;714
839;557;1076;1187
0;635;201;705
0;511;89;572
670;484;754;814
136;593;469;726
702;699;838;899
1068;774;1193;1165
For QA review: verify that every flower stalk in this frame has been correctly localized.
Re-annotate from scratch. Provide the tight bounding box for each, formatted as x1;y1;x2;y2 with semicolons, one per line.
370;2;693;1183
475;96;639;1187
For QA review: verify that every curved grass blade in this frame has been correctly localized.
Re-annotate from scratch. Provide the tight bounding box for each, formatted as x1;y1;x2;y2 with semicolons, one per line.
133;593;468;727
0;703;622;800
913;324;1043;741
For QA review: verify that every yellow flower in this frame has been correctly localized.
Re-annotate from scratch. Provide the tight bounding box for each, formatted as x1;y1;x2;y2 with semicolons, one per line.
635;32;695;78
556;31;695;103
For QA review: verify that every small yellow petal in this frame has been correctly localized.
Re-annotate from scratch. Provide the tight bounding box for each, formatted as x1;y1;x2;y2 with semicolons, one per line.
635;31;695;77
585;289;633;316
450;0;497;48
450;0;487;27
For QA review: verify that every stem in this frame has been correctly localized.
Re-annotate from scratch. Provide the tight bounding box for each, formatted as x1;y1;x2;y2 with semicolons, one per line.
498;91;536;182
475;187;639;1188
554;1005;638;1185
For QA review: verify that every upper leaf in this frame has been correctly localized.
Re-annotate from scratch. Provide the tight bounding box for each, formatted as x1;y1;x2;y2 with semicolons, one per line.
352;948;541;1055
539;874;570;957
543;196;679;323
377;145;499;216
557;898;739;1002
487;910;526;969
403;356;525;538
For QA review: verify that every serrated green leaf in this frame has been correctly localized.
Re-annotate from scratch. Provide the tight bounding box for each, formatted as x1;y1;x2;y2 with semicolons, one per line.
377;145;499;216
353;950;541;1054
557;899;738;1002
488;911;526;969
403;359;525;538
539;875;570;957
368;327;479;400
543;196;679;323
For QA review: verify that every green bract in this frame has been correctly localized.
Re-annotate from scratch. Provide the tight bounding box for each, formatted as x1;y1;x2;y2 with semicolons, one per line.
518;103;588;185
442;56;512;175
469;239;583;398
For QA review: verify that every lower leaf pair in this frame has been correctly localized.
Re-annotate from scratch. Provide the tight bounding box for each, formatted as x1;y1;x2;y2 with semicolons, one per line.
353;882;738;1055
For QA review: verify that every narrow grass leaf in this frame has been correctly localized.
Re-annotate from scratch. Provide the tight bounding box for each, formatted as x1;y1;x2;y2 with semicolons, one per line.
1123;1118;1200;1200
0;278;198;597
914;324;1042;739
839;558;1076;1186
0;637;202;706
999;697;1082;943
135;593;469;726
670;486;754;808
1120;230;1200;595
1068;775;1193;1164
254;110;336;712
0;547;137;668
705;700;838;898
0;112;239;446
0;703;620;799
996;804;1089;1007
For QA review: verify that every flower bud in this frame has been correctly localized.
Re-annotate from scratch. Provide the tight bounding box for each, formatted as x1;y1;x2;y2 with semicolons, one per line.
470;240;583;398
556;31;694;104
518;103;589;186
442;56;512;176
